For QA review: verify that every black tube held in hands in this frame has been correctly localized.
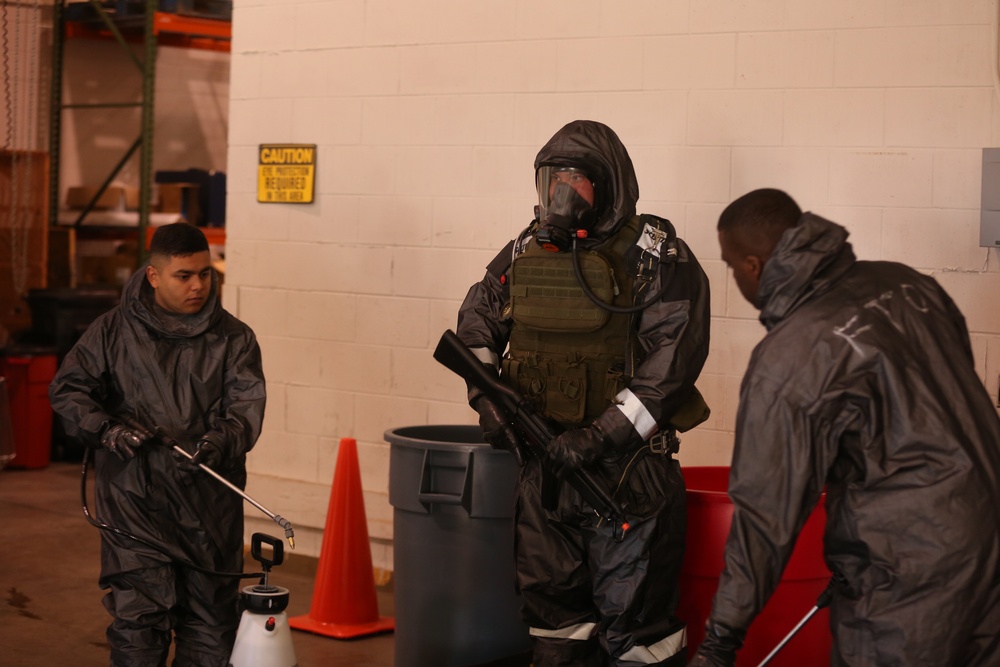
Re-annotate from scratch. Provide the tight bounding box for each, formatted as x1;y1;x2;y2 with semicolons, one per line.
433;329;631;539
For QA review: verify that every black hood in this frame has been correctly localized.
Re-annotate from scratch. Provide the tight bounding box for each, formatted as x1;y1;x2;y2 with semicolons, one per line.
757;213;856;330
534;120;639;240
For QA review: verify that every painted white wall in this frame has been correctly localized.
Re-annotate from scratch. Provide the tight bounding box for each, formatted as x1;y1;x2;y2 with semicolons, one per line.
228;0;1000;568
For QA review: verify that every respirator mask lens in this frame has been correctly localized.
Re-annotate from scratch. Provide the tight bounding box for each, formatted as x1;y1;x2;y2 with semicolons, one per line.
535;166;596;252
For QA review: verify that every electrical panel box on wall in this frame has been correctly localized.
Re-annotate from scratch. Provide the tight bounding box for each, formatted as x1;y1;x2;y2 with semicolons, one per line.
980;148;1000;247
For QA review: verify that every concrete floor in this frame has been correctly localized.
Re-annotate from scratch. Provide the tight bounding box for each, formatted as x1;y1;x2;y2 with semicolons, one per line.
0;461;398;666
1;461;537;667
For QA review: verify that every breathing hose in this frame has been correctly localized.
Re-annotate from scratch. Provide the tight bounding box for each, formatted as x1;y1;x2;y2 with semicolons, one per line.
571;237;674;314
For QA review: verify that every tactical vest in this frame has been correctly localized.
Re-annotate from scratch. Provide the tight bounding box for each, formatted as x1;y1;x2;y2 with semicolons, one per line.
502;214;673;427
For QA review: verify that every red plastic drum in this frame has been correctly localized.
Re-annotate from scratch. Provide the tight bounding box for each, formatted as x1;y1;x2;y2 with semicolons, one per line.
678;466;831;666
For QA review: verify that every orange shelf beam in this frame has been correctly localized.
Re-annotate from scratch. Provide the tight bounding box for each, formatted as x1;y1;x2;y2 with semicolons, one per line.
64;11;230;52
153;12;231;41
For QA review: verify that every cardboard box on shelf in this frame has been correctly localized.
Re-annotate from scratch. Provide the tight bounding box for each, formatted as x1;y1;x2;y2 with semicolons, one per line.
157;183;200;224
66;185;139;211
76;239;139;288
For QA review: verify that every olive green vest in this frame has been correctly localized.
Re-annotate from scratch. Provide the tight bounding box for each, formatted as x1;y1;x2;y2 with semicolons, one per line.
502;215;648;427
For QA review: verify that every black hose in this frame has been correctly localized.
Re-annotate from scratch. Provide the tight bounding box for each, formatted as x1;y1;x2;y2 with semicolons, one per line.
571;238;672;314
80;448;260;580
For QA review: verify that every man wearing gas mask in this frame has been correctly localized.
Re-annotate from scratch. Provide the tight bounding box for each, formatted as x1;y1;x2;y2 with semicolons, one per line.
456;120;711;667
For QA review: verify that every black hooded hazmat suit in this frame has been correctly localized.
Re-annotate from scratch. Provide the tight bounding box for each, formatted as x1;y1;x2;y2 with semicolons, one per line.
696;214;1000;666
457;120;711;666
49;263;266;667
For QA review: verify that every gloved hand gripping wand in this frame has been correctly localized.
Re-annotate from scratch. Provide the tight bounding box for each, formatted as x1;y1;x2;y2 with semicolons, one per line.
433;329;631;539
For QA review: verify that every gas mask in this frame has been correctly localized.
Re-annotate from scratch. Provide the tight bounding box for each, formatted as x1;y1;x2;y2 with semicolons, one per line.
535;166;597;253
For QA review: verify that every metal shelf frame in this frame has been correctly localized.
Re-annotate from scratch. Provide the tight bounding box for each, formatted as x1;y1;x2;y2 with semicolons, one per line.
48;0;230;267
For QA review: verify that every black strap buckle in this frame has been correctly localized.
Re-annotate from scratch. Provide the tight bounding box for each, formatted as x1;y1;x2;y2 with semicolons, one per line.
649;430;680;455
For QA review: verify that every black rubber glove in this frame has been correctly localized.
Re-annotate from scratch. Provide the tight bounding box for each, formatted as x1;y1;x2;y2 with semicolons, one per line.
471;394;524;465
100;423;152;461
190;439;223;470
546;424;610;476
691;618;744;667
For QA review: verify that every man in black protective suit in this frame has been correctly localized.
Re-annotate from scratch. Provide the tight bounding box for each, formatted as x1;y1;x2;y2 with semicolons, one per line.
456;119;711;667
691;188;1000;667
49;222;266;667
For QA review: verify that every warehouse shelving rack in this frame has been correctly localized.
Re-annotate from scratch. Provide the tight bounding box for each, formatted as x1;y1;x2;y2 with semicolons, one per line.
48;0;230;265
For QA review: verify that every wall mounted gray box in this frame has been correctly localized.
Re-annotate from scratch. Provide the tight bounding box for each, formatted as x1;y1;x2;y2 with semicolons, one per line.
981;148;1000;247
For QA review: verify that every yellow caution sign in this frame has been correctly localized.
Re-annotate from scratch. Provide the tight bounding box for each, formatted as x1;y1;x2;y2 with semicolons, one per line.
258;144;316;203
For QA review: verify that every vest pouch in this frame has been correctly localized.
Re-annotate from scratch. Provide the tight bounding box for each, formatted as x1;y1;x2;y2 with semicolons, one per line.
509;251;614;333
502;355;588;424
605;367;627;403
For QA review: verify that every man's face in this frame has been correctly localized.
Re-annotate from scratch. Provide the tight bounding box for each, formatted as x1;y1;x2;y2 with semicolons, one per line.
548;169;595;207
719;230;763;307
145;251;212;315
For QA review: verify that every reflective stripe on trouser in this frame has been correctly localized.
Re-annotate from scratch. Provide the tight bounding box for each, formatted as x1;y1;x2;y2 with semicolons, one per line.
530;622;598;640
515;453;687;665
619;626;687;663
529;623;686;666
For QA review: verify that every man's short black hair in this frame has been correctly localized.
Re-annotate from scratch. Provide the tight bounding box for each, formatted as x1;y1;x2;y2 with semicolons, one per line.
149;222;209;258
718;188;802;257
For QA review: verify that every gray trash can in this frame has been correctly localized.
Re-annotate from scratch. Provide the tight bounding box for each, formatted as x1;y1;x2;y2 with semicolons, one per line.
386;424;530;667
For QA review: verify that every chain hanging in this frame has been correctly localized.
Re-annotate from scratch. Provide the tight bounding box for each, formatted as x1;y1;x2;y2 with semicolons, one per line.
1;0;43;300
17;0;42;297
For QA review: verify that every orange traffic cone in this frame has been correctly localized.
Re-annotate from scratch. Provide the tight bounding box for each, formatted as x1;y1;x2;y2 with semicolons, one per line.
289;437;395;638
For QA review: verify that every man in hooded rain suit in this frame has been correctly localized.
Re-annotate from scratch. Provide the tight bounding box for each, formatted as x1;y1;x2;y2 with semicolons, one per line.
49;222;266;667
456;119;711;666
691;188;1000;667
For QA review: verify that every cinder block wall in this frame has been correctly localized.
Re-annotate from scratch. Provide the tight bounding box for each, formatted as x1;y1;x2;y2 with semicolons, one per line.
228;0;1000;567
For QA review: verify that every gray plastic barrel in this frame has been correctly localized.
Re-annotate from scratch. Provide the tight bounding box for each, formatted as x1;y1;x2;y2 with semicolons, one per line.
387;425;530;667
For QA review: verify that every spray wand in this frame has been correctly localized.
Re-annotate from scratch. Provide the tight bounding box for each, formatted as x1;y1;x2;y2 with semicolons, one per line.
755;574;843;667
151;427;296;550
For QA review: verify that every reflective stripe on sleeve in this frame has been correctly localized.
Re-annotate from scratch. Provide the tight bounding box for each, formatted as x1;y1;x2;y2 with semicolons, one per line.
529;622;598;641
614;388;657;440
618;626;687;663
470;346;499;368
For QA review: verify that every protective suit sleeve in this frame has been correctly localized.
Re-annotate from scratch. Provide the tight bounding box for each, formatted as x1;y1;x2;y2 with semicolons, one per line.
546;423;610;474
702;373;829;653
48;311;120;448
940;288;977;365
615;237;711;444
194;323;266;463
693;618;744;666
456;242;515;364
